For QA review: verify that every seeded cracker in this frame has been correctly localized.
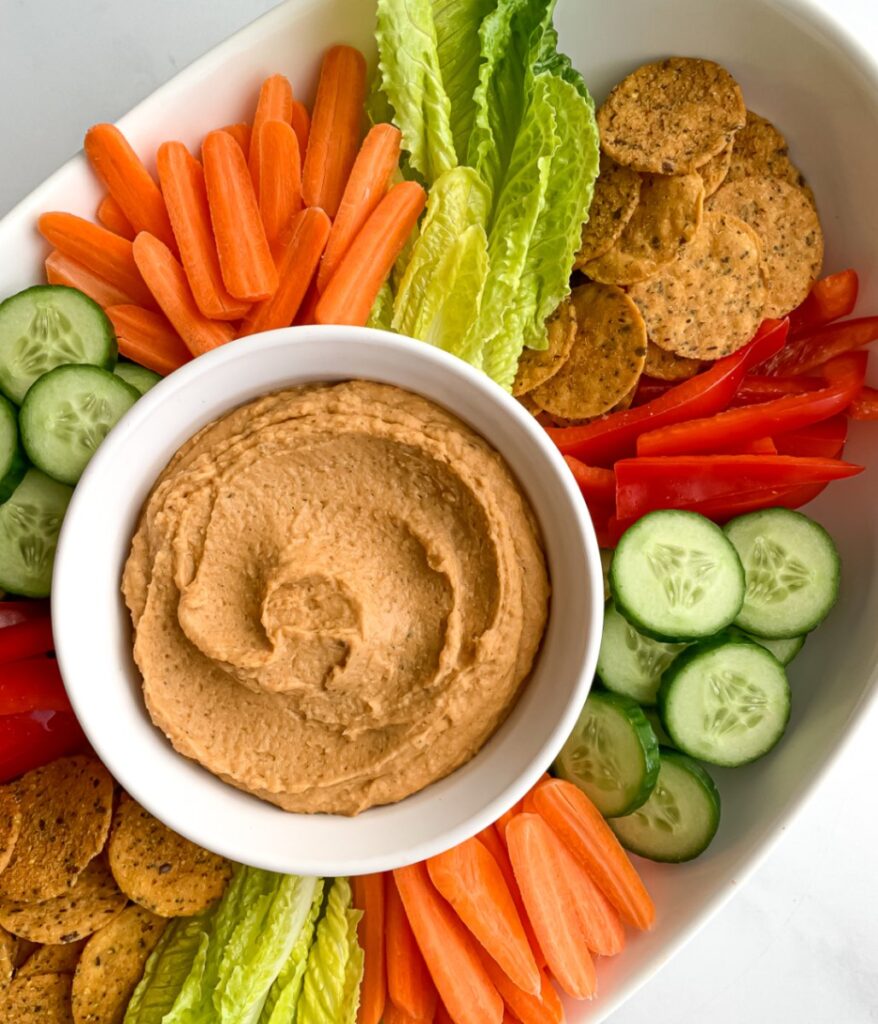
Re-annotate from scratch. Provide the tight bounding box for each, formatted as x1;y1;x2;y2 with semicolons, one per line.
644;341;704;381
726;111;815;205
107;795;230;917
0;926;14;993
530;283;647;420
0;858;127;945
0;757;114;903
628;211;765;359
697;138;733;197
597;57;745;174
16;939;86;978
708;176;823;317
584;172;705;285
574;156;642;266
0;786;21;875
1;972;74;1023
513;298;577;396
72;904;165;1024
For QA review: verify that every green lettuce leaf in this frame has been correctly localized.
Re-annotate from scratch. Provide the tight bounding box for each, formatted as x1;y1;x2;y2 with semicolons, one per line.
259;879;325;1024
367;283;395;331
296;879;363;1024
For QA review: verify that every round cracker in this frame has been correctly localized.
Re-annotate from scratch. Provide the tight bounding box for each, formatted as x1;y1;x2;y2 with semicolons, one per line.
531;283;647;420
708;176;823;317
583;172;704;285
513;298;577;396
0;859;127;945
72;905;165;1024
629;211;766;359
697;138;733;197
16;940;85;978
0;757;114;903
0;926;15;992
644;341;704;380
1;972;73;1023
107;796;230;917
0;786;21;876
598;57;745;174
574;156;642;266
726;111;815;204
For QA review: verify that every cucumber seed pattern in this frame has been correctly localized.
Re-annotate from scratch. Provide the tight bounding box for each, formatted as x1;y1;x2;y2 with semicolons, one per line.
744;536;812;604
704;670;769;739
568;714;624;794
6;500;63;577
630;779;681;835
623;619;685;677
645;542;719;608
52;394;117;457
14;304;89;377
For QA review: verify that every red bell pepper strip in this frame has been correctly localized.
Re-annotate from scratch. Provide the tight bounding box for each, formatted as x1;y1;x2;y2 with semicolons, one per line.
0;658;71;715
0;617;54;663
787;269;859;338
775;415;848;459
615;454;863;521
549;319;789;466
563;457;616;506
635;357;865;457
730;374;822;406
0;600;51;629
757;316;878;376
848;385;878;420
0;710;88;783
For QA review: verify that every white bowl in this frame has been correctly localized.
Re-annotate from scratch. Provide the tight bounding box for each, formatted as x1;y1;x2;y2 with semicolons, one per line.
51;327;603;876
1;0;877;1017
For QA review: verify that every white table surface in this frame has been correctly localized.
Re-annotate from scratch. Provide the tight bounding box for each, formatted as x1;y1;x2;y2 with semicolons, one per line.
2;1;877;1021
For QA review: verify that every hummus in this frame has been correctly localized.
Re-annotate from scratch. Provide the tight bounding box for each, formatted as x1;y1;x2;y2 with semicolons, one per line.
123;380;550;815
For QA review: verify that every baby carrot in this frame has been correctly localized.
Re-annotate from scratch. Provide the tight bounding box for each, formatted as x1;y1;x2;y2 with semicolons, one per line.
383;1005;428;1024
104;304;193;375
294;280;321;326
202;130;278;301
38;212;156;309
219;122;251;159
239;208;330;336
156;141;250;320
96;195;135;239
495;801;524;843
45;250;134;309
250;120;303;248
291;99;311;156
481;958;564;1024
84;123;176;251
248;73;293;182
315;181;425;327
353;874;386;1024
302;45;367;217
386;874;437;1021
132;232;235;356
435;1004;454;1024
317;123;401;292
393;863;503;1024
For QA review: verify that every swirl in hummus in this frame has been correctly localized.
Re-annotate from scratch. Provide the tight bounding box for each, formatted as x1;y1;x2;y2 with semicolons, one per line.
123;380;550;815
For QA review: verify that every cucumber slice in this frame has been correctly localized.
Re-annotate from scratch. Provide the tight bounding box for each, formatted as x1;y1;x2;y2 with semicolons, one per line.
20;365;139;486
611;510;745;641
555;691;660;817
0;395;26;503
600;548;613;601
725;508;840;638
0;285;117;404
597;601;687;705
609;749;721;862
729;625;806;667
115;362;162;395
658;635;791;767
642;706;675;748
0;468;72;597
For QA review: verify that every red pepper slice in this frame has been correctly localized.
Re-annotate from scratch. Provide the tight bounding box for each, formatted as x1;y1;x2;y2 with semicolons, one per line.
0;617;54;664
563;456;616;506
787;269;859;338
757;315;878;376
848;385;878;421
0;710;88;783
0;658;72;715
730;374;822;406
615;454;863;521
0;600;51;629
775;415;848;459
549;319;789;466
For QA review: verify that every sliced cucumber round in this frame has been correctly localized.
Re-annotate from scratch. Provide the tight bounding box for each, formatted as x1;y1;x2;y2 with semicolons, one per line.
729;625;806;667
20;365;139;486
611;510;745;641
555;690;660;817
0;468;72;597
609;749;721;863
725;508;840;639
597;600;687;705
642;706;675;748
0;285;117;404
115;362;162;395
658;634;790;767
0;394;26;503
600;547;613;601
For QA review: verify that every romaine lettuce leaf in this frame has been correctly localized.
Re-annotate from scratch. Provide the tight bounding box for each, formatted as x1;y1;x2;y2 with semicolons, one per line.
259;879;325;1024
367;283;395;331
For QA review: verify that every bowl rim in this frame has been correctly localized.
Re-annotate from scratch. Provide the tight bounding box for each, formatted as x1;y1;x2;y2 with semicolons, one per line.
52;324;604;874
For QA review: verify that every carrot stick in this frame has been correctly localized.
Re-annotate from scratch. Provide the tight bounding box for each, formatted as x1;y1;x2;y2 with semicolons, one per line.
38;212;156;309
393;863;503;1024
353;874;386;1024
156;141;250;320
481;958;563;1024
427;839;540;997
506;814;597;1001
294;280;321;326
495;801;524;843
435;1003;454;1024
132;232;235;356
316;181;425;327
239;208;330;336
219;122;251;159
529;777;656;931
202;130;278;301
317;123;401;292
45;250;134;309
383;1004;430;1024
302;45;367;217
84;123;177;251
104;304;192;375
291;100;311;156
386;873;437;1022
251;75;293;139
250;120;303;248
96;195;135;239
